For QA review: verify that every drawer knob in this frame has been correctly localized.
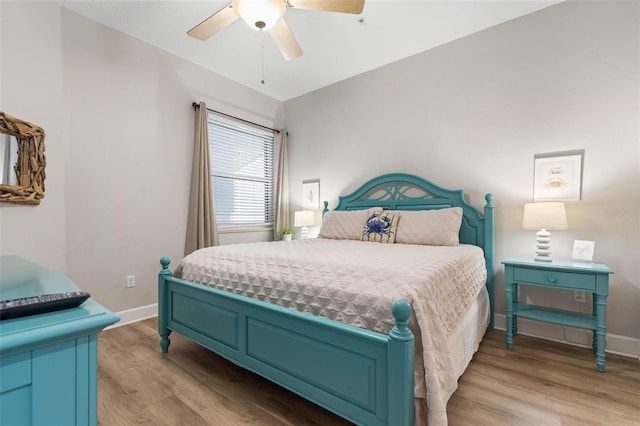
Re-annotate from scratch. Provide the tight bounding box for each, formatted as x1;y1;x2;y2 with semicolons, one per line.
547;275;557;283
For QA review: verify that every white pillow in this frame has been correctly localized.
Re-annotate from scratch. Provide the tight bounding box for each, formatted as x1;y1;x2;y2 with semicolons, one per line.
393;207;463;246
318;208;380;240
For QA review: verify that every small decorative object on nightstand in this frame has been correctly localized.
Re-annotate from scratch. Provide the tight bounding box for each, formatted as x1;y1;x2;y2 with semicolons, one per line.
523;202;568;261
502;257;613;372
294;210;314;239
278;228;295;241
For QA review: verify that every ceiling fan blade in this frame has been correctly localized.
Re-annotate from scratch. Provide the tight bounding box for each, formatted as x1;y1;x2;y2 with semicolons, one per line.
287;0;365;14
187;3;238;41
270;19;303;61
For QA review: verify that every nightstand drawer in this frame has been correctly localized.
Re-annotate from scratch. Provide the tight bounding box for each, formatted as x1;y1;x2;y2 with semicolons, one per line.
513;267;596;291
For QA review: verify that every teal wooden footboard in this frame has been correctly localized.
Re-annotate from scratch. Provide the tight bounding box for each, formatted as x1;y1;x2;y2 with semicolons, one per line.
158;257;415;426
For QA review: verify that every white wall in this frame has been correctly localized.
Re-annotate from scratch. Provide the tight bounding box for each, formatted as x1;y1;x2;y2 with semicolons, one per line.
61;9;283;312
0;2;66;272
284;1;640;345
1;2;282;313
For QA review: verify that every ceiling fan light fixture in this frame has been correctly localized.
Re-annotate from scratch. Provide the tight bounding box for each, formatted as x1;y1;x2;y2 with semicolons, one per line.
232;0;286;31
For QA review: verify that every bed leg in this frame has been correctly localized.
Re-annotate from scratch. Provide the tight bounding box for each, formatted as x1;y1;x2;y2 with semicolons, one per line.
484;193;495;331
158;256;172;354
388;300;415;426
159;332;171;353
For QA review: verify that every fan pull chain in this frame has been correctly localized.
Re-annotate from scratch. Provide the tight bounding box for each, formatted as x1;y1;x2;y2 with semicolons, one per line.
260;31;265;85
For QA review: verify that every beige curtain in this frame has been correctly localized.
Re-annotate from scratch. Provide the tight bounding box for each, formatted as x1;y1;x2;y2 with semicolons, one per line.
273;131;290;240
185;102;219;256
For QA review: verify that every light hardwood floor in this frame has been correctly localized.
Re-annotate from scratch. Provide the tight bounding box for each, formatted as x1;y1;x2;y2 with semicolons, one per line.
98;318;640;425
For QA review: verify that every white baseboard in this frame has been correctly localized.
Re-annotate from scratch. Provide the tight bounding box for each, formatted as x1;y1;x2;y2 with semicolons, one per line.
106;303;158;330
494;313;640;360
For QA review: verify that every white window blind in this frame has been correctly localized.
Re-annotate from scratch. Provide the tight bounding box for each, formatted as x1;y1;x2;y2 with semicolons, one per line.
207;112;275;228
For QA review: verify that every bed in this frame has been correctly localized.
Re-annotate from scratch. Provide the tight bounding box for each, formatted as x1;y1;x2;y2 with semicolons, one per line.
158;172;494;426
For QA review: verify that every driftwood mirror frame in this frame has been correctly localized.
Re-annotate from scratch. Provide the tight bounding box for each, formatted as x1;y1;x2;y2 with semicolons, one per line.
0;112;46;205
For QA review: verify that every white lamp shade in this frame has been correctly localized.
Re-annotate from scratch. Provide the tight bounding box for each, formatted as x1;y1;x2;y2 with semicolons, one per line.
523;202;568;230
294;210;315;227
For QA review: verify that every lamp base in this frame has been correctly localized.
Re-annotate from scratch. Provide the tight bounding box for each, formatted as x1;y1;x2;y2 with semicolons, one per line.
300;226;309;240
534;228;553;262
534;255;553;262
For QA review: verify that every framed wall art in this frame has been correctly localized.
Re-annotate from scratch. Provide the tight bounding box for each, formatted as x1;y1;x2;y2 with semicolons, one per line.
302;179;320;210
572;240;595;262
533;150;584;201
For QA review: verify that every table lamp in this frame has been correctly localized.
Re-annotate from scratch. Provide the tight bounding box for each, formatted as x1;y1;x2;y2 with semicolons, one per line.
294;210;315;239
523;202;568;261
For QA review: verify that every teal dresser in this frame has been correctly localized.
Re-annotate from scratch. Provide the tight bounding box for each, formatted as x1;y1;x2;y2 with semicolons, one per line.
0;256;119;425
502;257;613;372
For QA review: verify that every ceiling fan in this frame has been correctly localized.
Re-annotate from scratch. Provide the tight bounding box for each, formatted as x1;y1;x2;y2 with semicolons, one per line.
187;0;365;60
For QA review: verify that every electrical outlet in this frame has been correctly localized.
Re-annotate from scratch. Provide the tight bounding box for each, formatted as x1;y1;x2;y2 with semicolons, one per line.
574;290;586;303
126;274;135;288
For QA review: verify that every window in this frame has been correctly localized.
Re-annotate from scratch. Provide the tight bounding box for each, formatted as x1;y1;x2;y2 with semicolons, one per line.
207;112;275;229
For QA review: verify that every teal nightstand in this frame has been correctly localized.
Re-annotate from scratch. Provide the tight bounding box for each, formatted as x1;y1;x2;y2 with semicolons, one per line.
501;257;613;372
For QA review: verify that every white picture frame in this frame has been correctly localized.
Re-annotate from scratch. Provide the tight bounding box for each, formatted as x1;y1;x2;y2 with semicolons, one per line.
533;152;583;201
302;179;320;210
572;240;595;262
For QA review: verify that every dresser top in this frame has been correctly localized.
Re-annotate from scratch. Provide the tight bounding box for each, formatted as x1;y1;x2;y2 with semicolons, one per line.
0;255;119;353
501;257;613;274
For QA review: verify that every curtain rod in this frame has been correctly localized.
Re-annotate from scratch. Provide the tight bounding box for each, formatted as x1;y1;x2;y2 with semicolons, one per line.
192;102;280;134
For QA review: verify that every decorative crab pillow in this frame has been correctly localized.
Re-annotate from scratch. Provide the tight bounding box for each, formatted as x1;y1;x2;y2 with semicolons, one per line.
361;211;399;243
318;208;381;240
393;207;463;246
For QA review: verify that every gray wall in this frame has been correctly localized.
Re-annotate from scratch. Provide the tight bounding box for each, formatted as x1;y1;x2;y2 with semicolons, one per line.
0;2;66;272
284;1;640;349
1;2;282;313
1;1;637;354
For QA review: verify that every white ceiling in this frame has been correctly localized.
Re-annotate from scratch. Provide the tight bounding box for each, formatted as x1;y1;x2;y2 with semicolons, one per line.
60;0;562;101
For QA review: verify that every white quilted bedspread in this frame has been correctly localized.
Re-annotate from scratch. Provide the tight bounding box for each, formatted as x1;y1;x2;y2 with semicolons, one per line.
175;239;487;426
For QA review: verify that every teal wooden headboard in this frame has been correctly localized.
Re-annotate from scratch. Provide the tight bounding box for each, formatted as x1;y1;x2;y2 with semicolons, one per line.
322;172;495;329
